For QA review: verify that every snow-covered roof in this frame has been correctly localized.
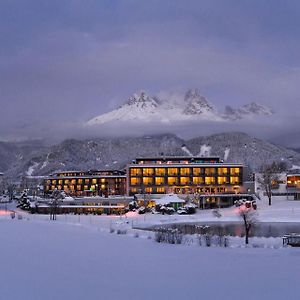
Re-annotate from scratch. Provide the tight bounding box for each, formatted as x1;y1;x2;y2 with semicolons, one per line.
155;194;185;205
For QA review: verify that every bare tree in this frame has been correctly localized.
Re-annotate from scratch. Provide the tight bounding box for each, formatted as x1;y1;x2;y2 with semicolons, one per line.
7;183;16;201
237;204;256;245
257;162;286;206
49;189;64;220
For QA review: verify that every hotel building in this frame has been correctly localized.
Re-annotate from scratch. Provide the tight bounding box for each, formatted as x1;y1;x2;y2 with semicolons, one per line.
127;156;253;208
44;170;126;197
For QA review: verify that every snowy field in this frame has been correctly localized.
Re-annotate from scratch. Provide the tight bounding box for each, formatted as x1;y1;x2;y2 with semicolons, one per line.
1;196;300;300
1;217;300;300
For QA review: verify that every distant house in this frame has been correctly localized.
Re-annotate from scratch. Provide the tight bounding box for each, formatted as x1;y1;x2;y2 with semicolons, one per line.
287;170;300;200
155;194;185;210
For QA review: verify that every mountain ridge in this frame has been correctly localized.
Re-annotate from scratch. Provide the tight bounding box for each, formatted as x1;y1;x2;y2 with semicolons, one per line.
1;132;300;181
87;89;273;126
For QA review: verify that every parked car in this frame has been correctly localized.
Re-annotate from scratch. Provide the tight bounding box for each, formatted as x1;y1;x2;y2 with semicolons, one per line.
234;199;257;210
159;205;175;215
137;206;146;214
177;207;188;215
0;195;9;203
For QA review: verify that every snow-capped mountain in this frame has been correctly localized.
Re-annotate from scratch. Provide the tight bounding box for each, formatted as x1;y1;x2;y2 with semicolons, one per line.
87;91;160;125
224;102;274;120
86;89;273;125
183;89;216;116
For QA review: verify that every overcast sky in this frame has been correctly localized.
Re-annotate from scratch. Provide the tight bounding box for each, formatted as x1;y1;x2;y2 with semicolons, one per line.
1;0;300;143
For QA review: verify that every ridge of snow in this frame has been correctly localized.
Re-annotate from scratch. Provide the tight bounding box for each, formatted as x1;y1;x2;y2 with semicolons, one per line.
26;162;39;176
198;144;212;157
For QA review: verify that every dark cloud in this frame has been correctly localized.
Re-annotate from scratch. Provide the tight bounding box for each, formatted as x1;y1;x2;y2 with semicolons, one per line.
0;0;300;144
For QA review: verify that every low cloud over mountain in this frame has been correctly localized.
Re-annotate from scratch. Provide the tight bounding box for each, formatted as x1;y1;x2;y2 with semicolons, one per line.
87;89;273;125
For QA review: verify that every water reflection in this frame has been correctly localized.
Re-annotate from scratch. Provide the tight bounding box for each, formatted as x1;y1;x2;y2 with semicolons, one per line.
150;222;300;238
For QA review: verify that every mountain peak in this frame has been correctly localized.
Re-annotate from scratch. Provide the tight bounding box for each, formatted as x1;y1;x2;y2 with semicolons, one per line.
125;90;158;109
239;102;273;116
224;102;274;120
183;89;215;115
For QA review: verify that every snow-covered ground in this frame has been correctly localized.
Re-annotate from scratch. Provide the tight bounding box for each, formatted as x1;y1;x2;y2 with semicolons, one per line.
131;196;300;228
1;196;300;300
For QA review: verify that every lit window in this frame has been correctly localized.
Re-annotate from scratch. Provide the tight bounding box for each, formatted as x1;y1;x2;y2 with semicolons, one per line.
167;177;178;185
218;177;228;184
193;177;204;185
143;168;154;176
205;177;216;185
155;177;165;185
145;187;153;193
218;168;228;175
180;168;190;176
130;168;142;176
193;168;202;176
180;177;189;185
156;187;165;193
230;168;240;175
131;188;137;193
143;177;153;185
230;177;240;184
168;168;178;176
130;178;140;186
205;168;216;175
155;168;165;176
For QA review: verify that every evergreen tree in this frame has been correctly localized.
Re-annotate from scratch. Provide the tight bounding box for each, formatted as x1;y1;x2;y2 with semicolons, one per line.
17;190;31;211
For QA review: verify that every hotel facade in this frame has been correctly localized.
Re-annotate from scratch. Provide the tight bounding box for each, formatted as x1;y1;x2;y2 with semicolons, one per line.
44;170;126;197
126;156;253;208
43;156;254;209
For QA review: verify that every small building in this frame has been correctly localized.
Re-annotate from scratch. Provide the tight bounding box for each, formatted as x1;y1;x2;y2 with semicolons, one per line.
32;195;133;215
155;194;185;210
287;171;300;200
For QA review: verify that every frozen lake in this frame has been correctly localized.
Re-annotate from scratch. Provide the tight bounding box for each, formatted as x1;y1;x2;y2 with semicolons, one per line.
147;222;300;237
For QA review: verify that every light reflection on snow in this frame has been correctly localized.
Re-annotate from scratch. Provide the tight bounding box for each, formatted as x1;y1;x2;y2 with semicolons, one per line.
124;211;138;218
0;210;11;216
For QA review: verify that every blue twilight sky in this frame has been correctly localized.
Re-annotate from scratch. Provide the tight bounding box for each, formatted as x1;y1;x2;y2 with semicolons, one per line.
0;0;300;142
